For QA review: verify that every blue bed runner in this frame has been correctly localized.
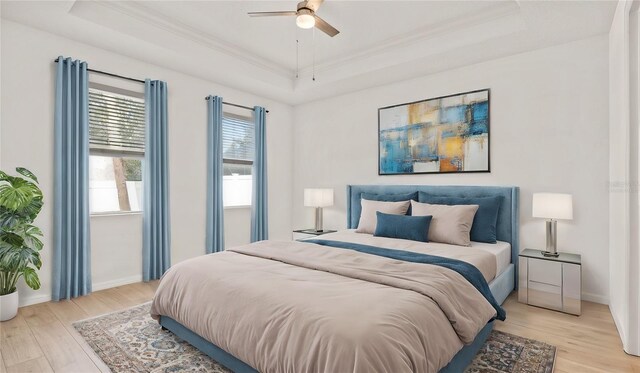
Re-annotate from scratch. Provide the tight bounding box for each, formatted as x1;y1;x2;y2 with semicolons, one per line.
305;239;506;321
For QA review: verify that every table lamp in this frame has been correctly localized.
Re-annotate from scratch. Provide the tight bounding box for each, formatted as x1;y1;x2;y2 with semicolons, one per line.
532;193;573;257
304;188;334;232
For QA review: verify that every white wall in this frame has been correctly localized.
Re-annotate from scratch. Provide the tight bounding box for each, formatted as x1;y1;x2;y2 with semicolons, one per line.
0;20;294;306
293;35;610;304
609;0;640;356
0;15;616;312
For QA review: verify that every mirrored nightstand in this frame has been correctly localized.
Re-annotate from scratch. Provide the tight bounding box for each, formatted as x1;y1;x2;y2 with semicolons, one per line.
292;229;337;241
518;248;581;315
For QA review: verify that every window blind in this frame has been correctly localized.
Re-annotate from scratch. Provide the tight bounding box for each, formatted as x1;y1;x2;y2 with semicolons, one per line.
223;115;254;163
89;89;145;155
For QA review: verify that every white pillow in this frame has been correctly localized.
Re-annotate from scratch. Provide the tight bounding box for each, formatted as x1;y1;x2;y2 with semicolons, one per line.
411;200;479;246
356;199;410;234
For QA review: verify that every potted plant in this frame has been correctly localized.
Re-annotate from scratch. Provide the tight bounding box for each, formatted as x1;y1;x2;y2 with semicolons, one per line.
0;168;43;321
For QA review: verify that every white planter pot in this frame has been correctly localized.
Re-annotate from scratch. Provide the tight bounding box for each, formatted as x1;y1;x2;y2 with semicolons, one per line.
0;290;19;321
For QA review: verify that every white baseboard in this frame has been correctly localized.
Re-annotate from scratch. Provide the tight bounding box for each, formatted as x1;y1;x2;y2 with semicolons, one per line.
18;274;144;307
610;304;626;343
19;293;52;307
92;275;143;292
18;276;610;308
582;292;609;305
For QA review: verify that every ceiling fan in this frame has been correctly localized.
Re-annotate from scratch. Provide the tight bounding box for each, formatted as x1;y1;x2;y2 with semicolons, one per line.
248;0;340;37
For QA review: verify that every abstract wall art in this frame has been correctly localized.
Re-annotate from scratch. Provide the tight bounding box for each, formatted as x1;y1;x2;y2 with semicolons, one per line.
378;89;490;175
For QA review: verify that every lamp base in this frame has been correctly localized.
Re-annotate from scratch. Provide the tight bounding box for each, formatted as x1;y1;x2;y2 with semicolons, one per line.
314;207;323;232
541;250;560;257
544;219;558;257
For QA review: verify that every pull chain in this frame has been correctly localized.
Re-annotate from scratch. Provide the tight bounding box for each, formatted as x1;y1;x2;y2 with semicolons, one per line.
296;38;299;79
312;27;316;82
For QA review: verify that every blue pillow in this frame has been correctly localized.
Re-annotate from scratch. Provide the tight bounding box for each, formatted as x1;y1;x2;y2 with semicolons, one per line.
361;192;418;215
418;192;502;244
374;211;432;242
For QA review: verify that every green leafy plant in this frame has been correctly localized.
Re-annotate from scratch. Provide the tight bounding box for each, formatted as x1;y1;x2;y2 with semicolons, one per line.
0;168;43;295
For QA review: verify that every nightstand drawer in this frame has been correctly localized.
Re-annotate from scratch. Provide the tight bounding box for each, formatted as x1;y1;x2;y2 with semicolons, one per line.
528;259;562;286
528;280;562;311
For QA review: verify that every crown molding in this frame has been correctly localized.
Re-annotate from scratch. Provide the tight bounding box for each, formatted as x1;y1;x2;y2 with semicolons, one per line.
70;1;294;79
296;1;523;78
0;0;605;104
69;0;522;85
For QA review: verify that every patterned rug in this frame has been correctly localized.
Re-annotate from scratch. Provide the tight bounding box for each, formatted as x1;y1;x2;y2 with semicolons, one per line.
466;331;556;373
73;303;556;373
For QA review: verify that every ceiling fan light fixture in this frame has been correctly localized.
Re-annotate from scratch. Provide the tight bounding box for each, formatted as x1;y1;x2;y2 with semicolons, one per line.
296;9;315;29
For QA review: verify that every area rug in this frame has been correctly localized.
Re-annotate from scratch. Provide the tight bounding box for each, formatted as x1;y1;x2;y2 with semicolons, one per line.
73;303;556;373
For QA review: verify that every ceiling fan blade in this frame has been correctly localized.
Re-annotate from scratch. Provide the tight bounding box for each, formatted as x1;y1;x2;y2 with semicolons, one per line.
314;15;339;37
248;11;297;17
305;0;324;12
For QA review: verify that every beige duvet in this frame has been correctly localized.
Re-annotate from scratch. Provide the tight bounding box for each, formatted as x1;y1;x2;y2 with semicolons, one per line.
315;230;498;282
151;239;497;373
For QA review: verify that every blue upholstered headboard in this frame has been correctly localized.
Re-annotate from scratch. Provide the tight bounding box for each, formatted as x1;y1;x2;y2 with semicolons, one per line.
346;184;520;269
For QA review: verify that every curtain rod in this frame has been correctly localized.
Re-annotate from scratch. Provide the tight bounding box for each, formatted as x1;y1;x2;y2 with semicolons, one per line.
54;58;145;84
53;59;269;113
205;96;269;113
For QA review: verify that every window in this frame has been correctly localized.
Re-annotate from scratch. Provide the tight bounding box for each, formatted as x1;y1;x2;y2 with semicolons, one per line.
223;114;254;207
88;87;145;214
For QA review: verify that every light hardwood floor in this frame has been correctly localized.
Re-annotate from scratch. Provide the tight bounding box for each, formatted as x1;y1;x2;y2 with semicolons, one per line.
1;283;639;372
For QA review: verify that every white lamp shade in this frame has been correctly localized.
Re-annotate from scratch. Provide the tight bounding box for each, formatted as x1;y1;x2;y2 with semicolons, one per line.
532;193;573;220
304;188;334;208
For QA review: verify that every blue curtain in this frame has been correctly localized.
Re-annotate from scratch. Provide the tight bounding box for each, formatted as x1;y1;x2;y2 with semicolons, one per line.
206;96;225;253
251;106;268;242
53;56;91;300
143;80;171;281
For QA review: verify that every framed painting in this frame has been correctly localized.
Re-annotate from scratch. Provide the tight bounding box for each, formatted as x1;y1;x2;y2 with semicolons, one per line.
378;89;490;175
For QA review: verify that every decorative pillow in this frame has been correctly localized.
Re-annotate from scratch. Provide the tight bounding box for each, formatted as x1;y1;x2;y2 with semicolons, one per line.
360;192;418;214
374;212;432;242
410;200;479;246
356;199;411;234
418;193;502;243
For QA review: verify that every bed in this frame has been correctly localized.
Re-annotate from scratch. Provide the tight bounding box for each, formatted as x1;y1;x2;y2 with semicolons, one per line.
346;185;519;307
152;185;519;373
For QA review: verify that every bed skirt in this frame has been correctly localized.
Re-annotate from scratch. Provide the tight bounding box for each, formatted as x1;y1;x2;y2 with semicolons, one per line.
490;263;515;305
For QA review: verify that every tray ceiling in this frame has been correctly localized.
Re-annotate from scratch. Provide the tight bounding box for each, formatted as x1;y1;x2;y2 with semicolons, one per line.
1;1;617;104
